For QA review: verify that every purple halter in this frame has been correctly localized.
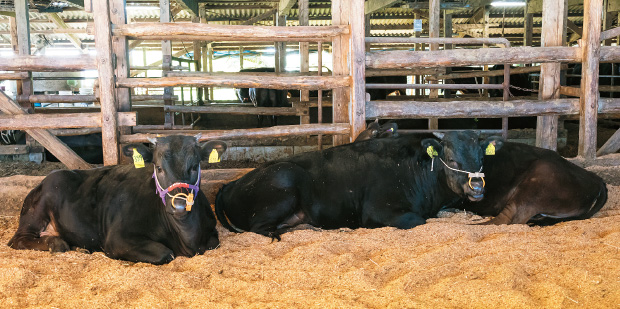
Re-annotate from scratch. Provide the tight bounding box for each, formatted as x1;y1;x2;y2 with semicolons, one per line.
152;164;201;208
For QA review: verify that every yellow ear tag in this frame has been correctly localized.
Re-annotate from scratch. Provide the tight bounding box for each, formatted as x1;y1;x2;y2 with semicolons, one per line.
486;143;496;156
426;145;438;158
208;149;220;163
132;148;145;168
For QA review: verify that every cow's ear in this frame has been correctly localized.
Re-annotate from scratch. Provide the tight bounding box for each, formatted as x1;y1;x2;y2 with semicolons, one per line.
421;138;443;159
121;144;153;163
201;140;228;163
480;136;504;156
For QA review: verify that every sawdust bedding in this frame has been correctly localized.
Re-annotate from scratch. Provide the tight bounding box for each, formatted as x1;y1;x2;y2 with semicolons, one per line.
0;168;618;308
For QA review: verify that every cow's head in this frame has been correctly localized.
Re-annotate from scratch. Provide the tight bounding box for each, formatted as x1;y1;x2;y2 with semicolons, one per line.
123;135;227;215
422;131;503;202
355;120;399;142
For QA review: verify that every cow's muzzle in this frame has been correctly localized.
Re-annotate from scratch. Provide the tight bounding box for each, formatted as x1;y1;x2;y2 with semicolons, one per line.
439;158;486;201
153;166;200;212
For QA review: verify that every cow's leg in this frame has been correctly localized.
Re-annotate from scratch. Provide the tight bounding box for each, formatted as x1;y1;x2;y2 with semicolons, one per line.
105;239;175;265
8;187;70;252
225;162;312;240
388;212;426;229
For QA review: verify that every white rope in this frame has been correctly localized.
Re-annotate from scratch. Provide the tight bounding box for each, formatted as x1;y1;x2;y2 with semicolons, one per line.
438;158;484;178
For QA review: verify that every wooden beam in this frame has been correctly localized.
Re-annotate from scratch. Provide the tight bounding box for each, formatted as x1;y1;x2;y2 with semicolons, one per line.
427;65;558;81
536;0;566;151
0;91;91;169
366;46;581;69
112;23;349;42
242;9;277;25
0;72;28;80
566;18;583;37
120;124;351;143
164;105;305;116
600;26;620;41
578;0;603;159
116;75;350;90
366;98;620;119
366;68;442;77
0;112;136;130
47;13;87;53
597;128;620;156
0;145;29;155
278;0;296;16
93;0;120;165
365;0;401;14
0;55;97;71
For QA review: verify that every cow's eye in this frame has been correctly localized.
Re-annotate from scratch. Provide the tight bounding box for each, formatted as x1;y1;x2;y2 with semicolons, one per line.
156;166;162;173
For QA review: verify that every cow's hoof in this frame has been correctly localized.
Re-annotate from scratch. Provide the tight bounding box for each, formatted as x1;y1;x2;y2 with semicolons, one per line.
47;237;70;253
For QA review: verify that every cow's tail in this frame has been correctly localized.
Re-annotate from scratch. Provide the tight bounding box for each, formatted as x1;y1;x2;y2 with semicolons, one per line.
577;181;608;220
214;183;245;233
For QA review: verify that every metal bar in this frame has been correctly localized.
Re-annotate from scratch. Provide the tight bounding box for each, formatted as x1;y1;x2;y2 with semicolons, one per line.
366;83;504;90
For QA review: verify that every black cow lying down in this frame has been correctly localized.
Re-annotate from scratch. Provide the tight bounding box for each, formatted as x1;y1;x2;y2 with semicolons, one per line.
215;131;501;239
8;135;226;264
455;139;607;225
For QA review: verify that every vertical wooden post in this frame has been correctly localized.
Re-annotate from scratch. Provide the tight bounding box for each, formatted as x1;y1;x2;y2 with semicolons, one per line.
482;6;490;97
414;13;422;97
299;0;310;125
524;1;533;47
443;12;453;99
161;0;174;128
331;0;351;145
93;0;119;165
536;0;566;150
109;0;131;137
578;0;603;159
9;17;22;97
207;43;213;101
428;0;440;129
239;46;244;70
192;15;203;104
14;0;32;111
275;14;287;72
350;0;366;141
602;0;613;46
364;14;372;51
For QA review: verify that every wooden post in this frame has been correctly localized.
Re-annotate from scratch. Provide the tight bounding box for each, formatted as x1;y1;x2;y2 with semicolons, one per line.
207;43;213;101
414;13;422;97
443;11;453;98
161;0;174;128
536;0;566;150
299;0;310;125
110;0;131;138
524;1;533;47
578;0;603;159
193;15;203;104
602;0;613;46
239;46;244;70
93;0;119;165
428;0;440;129
350;0;365;141
14;0;32;111
275;14;287;72
332;0;351;145
482;6;490;97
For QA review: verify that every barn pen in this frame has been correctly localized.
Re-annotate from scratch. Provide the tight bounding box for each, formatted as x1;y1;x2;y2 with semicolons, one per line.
0;0;619;307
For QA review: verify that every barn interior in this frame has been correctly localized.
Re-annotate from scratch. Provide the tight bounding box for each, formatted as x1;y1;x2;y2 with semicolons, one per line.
0;0;619;307
0;0;618;166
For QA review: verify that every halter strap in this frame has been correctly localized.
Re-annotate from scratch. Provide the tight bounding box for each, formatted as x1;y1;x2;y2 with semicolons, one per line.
152;164;201;207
